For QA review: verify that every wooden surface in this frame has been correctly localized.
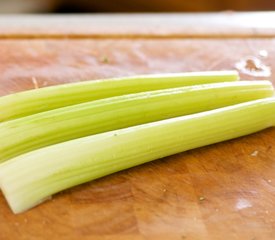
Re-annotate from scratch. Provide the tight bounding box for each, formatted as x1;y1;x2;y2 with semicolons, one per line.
1;13;275;38
0;13;275;240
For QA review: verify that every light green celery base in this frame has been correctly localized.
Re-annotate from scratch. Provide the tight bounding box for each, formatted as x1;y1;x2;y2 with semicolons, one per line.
0;97;275;214
0;71;238;122
0;80;273;162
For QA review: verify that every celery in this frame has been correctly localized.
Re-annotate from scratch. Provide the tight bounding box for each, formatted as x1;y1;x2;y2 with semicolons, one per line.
0;80;272;162
0;97;274;214
0;71;239;122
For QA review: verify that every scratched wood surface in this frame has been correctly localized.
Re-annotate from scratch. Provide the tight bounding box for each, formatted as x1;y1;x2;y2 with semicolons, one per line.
0;13;275;240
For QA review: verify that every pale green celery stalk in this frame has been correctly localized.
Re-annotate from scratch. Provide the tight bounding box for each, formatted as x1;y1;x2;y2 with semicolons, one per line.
0;80;273;163
0;71;239;122
0;97;275;214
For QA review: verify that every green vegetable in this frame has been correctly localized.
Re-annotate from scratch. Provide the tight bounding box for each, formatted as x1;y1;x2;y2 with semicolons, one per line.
0;80;272;162
0;71;238;122
0;97;274;214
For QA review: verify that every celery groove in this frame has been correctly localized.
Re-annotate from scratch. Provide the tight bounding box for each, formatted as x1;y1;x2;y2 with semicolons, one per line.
0;97;274;214
0;80;272;162
0;71;238;122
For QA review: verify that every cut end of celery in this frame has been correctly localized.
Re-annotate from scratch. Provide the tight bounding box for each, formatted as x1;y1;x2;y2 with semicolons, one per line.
3;187;52;214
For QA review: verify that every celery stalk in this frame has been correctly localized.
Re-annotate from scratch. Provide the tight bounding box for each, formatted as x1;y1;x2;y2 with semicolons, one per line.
0;80;272;162
0;97;274;214
0;71;239;122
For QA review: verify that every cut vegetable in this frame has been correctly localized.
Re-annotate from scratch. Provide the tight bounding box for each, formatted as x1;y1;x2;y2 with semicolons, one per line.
0;97;274;214
0;80;272;162
0;71;239;122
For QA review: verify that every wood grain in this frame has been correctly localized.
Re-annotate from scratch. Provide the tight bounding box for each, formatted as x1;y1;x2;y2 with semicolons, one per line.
0;14;274;240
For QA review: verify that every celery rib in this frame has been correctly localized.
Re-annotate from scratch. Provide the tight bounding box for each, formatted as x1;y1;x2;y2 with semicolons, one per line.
0;97;274;214
0;80;272;162
0;71;239;122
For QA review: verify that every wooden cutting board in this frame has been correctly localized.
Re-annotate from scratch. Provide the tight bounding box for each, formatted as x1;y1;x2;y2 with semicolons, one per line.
0;13;275;240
